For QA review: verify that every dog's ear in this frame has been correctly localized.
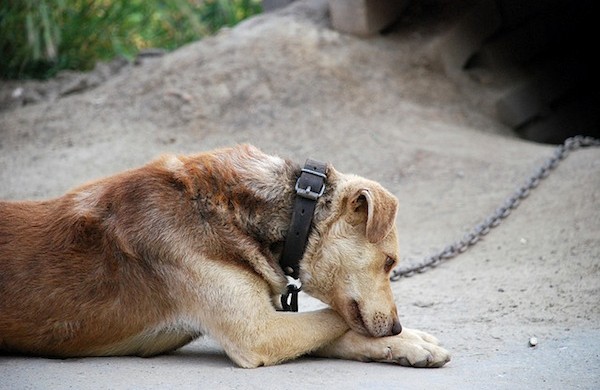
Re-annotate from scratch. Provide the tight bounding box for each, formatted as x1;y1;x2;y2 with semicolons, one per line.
348;186;398;243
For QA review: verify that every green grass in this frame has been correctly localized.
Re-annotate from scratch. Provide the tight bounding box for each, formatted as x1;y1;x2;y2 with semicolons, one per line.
0;0;261;80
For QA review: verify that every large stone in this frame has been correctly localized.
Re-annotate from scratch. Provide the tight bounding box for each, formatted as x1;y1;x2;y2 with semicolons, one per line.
328;0;407;36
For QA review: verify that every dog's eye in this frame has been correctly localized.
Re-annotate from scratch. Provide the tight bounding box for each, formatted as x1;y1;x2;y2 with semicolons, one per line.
384;256;396;273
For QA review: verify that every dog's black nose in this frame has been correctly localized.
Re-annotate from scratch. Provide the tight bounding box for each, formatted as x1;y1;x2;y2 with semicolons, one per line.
392;320;402;335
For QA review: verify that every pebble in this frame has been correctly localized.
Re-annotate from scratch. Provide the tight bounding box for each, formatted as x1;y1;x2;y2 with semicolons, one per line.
529;337;538;347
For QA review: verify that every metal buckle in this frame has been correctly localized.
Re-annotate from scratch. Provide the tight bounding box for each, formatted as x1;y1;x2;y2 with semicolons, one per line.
294;168;326;200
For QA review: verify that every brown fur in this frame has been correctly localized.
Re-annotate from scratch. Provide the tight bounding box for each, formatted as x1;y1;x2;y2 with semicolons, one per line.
0;144;449;368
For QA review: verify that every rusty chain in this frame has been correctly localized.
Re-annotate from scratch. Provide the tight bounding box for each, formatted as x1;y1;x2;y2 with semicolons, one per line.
390;135;600;281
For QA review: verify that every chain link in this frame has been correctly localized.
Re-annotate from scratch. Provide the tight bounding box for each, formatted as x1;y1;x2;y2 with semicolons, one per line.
390;135;600;281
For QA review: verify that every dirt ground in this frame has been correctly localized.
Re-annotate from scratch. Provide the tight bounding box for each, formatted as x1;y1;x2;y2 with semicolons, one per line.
1;1;599;388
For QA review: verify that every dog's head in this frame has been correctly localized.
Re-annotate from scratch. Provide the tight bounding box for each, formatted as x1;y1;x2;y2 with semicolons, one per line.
302;172;402;338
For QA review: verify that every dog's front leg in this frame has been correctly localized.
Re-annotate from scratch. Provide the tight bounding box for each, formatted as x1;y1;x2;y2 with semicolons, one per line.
213;308;350;368
313;328;451;368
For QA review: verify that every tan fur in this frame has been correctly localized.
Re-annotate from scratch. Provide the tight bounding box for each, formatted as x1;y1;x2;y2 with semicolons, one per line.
0;144;449;368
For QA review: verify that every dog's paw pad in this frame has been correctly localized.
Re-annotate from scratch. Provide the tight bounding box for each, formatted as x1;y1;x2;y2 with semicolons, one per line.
400;348;450;368
396;356;410;366
430;354;451;368
401;347;434;368
384;346;393;360
412;355;432;368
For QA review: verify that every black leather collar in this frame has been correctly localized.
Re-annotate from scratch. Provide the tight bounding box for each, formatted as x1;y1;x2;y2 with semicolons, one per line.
279;159;327;311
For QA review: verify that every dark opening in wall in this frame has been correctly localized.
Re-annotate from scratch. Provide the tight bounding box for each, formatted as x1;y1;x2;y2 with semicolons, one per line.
440;0;599;144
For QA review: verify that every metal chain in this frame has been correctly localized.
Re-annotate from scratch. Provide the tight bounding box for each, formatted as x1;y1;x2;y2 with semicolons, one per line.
390;135;600;281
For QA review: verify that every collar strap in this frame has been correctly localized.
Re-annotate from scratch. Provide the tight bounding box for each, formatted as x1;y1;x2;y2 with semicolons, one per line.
280;159;327;279
279;159;327;312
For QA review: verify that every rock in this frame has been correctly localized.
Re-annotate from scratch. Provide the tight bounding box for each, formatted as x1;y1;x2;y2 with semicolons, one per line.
529;337;538;347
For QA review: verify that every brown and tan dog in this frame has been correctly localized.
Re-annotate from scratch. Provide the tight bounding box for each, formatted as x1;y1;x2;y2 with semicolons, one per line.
0;144;450;368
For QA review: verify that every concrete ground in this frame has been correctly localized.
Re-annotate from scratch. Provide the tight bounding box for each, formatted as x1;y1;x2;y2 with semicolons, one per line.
1;1;599;388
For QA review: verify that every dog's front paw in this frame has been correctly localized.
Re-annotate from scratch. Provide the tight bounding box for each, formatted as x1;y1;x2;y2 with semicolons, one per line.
381;328;450;368
315;327;450;368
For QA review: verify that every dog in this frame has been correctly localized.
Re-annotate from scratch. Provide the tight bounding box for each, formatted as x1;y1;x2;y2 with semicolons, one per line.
0;144;450;368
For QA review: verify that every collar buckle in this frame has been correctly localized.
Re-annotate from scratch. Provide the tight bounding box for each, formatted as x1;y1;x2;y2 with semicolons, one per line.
294;168;326;200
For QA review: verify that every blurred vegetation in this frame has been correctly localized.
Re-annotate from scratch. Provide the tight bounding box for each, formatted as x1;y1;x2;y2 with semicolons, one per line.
0;0;261;80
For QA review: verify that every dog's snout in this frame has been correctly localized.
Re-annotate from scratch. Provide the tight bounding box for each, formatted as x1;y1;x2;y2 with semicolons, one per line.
391;319;402;335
